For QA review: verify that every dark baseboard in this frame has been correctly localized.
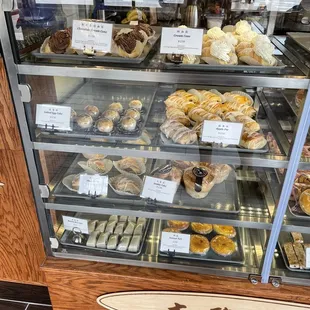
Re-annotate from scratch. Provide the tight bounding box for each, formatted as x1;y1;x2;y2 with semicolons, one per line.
0;281;51;305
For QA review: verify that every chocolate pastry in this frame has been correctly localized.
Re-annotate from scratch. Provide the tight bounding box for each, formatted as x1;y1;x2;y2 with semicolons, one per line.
48;29;71;54
135;23;154;38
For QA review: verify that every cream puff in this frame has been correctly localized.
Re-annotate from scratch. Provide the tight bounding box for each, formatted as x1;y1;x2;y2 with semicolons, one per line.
120;116;137;131
84;105;100;118
102;109;120;122
76;114;93;129
109;102;124;113
96;118;114;133
129;99;142;110
125;108;141;121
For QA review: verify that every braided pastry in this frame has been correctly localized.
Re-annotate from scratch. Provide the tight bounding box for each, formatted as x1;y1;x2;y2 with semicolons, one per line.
240;132;267;149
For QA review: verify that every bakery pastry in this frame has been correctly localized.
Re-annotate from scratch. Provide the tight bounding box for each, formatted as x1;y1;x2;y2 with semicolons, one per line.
190;235;210;255
114;222;125;235
42;29;73;54
114;157;146;175
167;220;189;231
125;108;141;121
224;91;253;106
295;89;306;108
152;165;183;186
211;235;236;256
107;234;119;250
293;242;306;269
76;114;93;129
86;158;112;174
129;99;143;110
102;110;120;122
88;220;98;233
84;105;100;118
117;235;131;252
120;116;137;131
235;20;252;35
86;231;100;247
134;223;143;235
235;115;260;133
166;108;191;126
124;222;135;235
222;101;256;117
163;228;181;233
109;215;118;222
192;116;222;138
299;189;310;215
291;232;304;244
136;23;155;39
206;27;225;40
191;223;213;234
240;132;267;150
183;167;215;199
128;235;141;252
96;232;110;248
128;216;137;223
201;164;232;184
110;174;142;195
83;153;106;160
172;160;199;170
199;101;223;115
213;225;236;238
235;30;257;44
105;221;117;234
109;102;123;113
188;107;216;123
96;118;114;133
95;221;107;232
283;242;299;269
137;217;146;226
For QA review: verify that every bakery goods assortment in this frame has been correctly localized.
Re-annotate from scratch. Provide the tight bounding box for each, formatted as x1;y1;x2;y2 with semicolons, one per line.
40;28;74;54
190;235;210;255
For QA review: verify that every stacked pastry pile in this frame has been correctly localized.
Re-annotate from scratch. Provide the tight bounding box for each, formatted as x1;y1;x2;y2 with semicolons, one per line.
160;88;267;150
283;232;310;270
200;20;277;66
164;222;237;257
84;216;147;252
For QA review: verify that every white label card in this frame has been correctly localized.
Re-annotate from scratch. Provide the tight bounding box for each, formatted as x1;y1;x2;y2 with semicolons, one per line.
160;27;203;55
104;0;132;6
63;216;89;234
160;232;190;254
78;174;108;196
141;176;178;204
163;0;184;3
72;20;112;52
135;0;161;7
306;248;310;269
35;104;71;131
201;120;244;145
36;0;92;4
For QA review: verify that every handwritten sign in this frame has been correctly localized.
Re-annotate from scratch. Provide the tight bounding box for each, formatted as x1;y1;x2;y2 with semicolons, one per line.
63;216;89;234
160;232;190;254
78;174;108;197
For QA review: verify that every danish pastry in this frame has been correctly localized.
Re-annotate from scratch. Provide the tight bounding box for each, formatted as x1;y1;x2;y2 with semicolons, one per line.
190;235;210;255
191;223;213;234
211;235;236;256
299;189;310;215
240;132;267;150
213;225;236;238
167;220;189;231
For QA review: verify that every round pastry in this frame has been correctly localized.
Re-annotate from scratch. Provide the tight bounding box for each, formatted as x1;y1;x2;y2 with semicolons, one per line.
83;153;106;160
71;109;77;120
163;228;181;233
96;118;114;133
109;102;123;113
129;99;143;110
191;223;213;235
125;108;141;121
211;235;236;256
213;225;236;238
121;116;137;131
102;110;120;122
84;105;100;118
76;114;93;129
299;189;310;216
44;29;72;54
71;174;80;190
190;235;210;255
167;220;189;231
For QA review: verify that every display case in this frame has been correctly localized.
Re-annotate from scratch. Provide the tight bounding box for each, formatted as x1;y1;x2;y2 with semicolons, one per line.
1;0;310;287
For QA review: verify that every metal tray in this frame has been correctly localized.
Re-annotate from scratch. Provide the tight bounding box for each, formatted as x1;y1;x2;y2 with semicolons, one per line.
287;32;310;53
159;223;244;265
278;232;310;273
288;199;310;220
163;57;286;74
60;213;151;256
160;132;269;154
40;81;158;141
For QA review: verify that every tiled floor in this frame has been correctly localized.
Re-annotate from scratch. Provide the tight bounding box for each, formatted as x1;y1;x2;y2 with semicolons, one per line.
0;299;52;310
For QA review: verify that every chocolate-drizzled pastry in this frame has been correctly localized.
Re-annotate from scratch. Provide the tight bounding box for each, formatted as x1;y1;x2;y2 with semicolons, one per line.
48;29;71;54
135;23;154;38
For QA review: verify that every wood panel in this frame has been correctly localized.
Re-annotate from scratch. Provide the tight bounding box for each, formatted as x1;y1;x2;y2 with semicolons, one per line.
43;258;310;310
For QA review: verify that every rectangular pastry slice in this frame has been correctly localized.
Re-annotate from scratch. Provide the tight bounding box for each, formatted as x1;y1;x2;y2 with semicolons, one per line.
293;242;306;269
86;231;100;247
128;216;137;223
283;242;299;269
109;215;118;222
114;222;125;235
291;232;304;244
105;221;117;234
128;235;142;252
119;215;128;222
117;235;131;252
95;221;107;232
88;220;98;233
137;217;146;227
124;222;135;235
133;223;144;235
107;234;119;250
96;232;110;248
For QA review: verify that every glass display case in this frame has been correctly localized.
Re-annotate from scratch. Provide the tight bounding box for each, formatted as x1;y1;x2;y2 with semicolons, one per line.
0;0;310;286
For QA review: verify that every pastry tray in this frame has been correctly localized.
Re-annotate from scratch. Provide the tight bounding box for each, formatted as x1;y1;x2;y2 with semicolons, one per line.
163;56;286;74
150;160;240;214
159;222;244;265
278;232;310;273
59;213;150;256
39;81;158;141
51;154;154;205
160;132;269;154
288;199;310;220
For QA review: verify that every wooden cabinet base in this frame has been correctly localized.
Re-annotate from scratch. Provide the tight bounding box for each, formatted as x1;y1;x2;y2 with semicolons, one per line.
42;258;310;310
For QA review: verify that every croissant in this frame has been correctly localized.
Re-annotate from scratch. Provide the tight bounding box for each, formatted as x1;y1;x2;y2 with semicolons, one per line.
240;132;267;150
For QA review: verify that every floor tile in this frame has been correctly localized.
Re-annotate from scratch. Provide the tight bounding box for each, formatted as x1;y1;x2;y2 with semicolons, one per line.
0;300;26;310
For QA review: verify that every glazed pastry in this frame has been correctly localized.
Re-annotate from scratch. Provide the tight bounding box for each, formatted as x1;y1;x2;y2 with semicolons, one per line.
110;174;142;195
136;23;155;39
128;216;137;223
224;91;253;106
190;235;210;255
76;114;93;129
201;163;232;184
105;220;117;234
119;215;128;222
117;235;131;252
283;242;299;269
71;174;80;190
299;189;310;215
88;220;98;233
125;108;141;121
114;222;125;235
96;118;114;133
199;90;223;103
42;29;72;54
191;223;213;234
86;231;100;247
129;99;143;110
84;105;100;118
291;232;304;244
109;215;118;222
166;108;191;126
102;110;120;122
188;107;215;123
152;165;183;186
293;242;306;269
167;220;189;231
163;228;181;233
86;158;111;174
233;114;260;133
109;102;123;113
164;96;196;113
240;132;267;150
107;234;119;250
96;232;110;248
211;235;236;256
95;221;107;232
114;157;146;175
128;235;141;252
124;221;135;235
133;223;144;235
121;116;137;131
183;167;215;199
213;225;236;238
223;102;256;117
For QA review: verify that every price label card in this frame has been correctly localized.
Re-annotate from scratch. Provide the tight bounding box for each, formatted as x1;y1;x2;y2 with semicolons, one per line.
141;176;178;204
78;174;108;196
36;0;92;4
201;120;244;145
104;0;132;6
306;247;310;269
135;0;161;7
72;20;113;52
35;104;71;131
163;0;184;3
63;216;89;234
160;27;203;55
160;232;190;254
